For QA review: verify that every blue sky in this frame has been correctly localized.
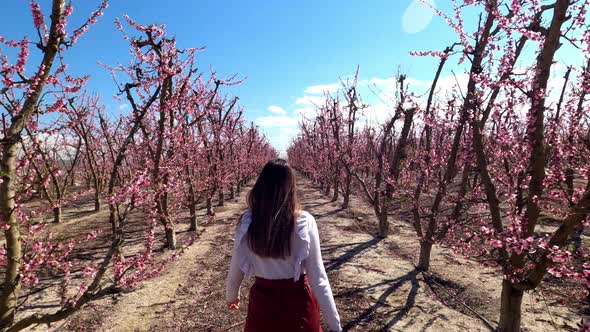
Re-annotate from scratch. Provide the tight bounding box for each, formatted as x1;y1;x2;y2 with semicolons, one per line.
0;1;586;152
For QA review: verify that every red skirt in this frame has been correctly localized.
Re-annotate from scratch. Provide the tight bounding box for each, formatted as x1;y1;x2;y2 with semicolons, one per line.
245;274;323;332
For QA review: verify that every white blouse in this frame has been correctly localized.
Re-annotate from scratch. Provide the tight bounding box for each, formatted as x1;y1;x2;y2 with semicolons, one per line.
225;210;342;332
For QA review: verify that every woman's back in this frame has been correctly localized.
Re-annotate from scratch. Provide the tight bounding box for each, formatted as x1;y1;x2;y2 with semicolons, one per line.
224;158;341;331
231;210;312;281
226;209;342;331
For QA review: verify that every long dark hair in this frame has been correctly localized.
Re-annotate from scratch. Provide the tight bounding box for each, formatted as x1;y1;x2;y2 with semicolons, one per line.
246;158;300;258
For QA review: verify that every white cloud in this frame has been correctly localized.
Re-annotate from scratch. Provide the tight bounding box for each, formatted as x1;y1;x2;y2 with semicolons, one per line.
304;83;340;95
264;127;298;154
360;76;398;88
433;72;469;98
266;69;553;153
119;103;129;110
255;115;301;154
294;107;317;119
402;0;436;34
295;95;325;108
20;131;78;160
363;102;393;125
267;105;288;115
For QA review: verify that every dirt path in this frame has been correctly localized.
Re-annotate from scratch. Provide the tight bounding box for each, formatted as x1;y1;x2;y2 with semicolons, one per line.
99;221;224;331
56;176;585;331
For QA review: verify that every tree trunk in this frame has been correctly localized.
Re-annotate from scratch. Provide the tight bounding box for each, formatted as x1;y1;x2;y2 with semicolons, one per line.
0;0;66;325
189;213;198;232
165;224;177;250
236;182;242;195
188;183;197;231
331;176;339;202
498;279;523;332
0;144;21;328
324;184;330;196
377;208;389;238
218;191;225;207
94;191;101;212
417;241;432;271
38;183;45;199
571;225;583;250
53;206;62;224
229;184;235;200
206;196;213;216
342;172;351;209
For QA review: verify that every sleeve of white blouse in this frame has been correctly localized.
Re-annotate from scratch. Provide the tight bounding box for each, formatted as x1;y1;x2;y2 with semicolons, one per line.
225;228;245;302
303;216;342;332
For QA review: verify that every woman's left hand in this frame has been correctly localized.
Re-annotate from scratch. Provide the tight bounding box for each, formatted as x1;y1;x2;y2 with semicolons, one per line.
227;299;240;310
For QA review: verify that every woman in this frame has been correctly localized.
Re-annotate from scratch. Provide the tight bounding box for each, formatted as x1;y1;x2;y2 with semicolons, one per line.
225;158;342;332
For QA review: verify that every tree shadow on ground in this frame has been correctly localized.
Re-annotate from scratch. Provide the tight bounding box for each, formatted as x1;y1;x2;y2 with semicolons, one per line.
421;272;497;331
322;241;373;255
306;201;331;209
315;207;345;219
340;269;420;331
325;237;383;273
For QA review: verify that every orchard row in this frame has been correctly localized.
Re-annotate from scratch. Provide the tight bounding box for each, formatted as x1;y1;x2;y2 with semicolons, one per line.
288;1;590;331
0;1;275;330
